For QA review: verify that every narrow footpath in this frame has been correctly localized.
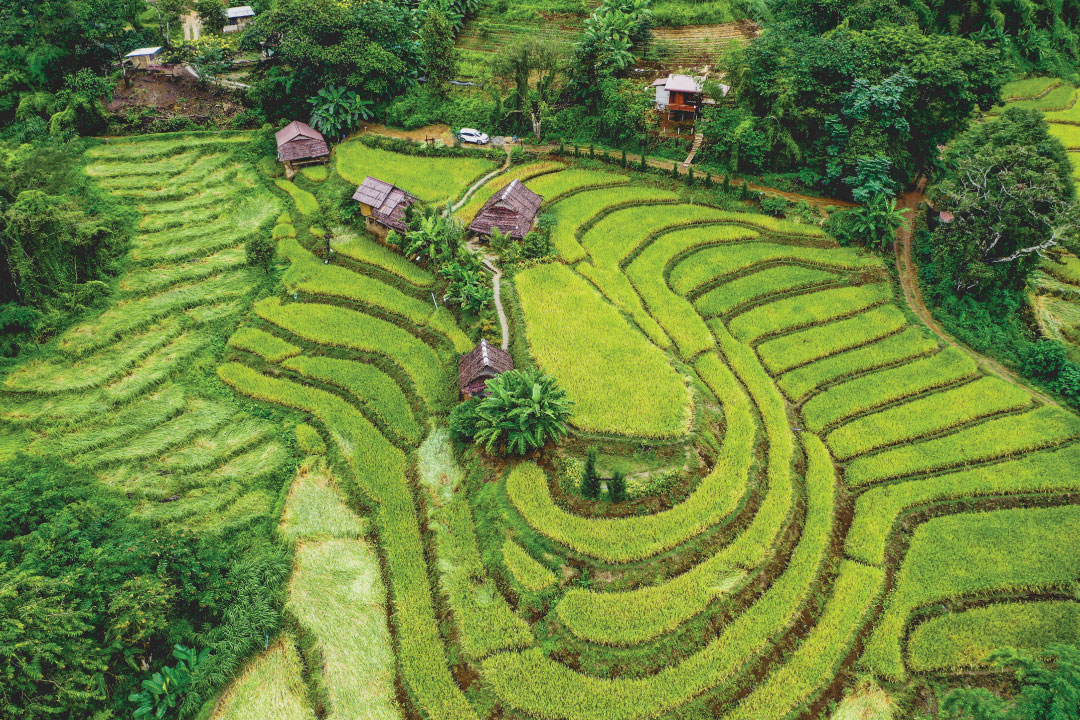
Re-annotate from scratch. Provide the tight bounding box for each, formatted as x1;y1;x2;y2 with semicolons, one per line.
893;188;1059;407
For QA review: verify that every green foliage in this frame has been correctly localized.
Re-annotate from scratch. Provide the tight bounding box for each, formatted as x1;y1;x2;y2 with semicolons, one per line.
0;138;135;354
928;113;1079;299
0;0;143;121
580;446;600;499
419;10;458;98
471;368;572;455
129;645;208;719
194;0;226;34
244;234;276;272
709;24;1002;196
607;470;626;501
247;0;419;120
307;85;374;140
441;260;492;314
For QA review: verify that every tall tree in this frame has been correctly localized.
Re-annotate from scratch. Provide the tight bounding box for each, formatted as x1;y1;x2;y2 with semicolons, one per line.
491;37;565;138
248;0;418;119
419;8;457;98
194;0;226;34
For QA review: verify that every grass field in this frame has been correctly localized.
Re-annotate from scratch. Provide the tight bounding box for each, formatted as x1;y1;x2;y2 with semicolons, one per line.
8;137;1080;720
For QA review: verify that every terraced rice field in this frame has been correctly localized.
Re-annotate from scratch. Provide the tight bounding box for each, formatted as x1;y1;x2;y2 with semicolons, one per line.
9;137;1078;719
1;132;289;534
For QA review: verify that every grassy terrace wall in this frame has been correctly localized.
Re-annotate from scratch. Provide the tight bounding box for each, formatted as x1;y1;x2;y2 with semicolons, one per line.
9;137;1079;720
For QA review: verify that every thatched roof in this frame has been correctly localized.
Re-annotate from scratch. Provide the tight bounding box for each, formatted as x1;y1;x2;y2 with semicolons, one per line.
352;176;417;232
458;339;513;395
468;180;542;240
276;121;329;163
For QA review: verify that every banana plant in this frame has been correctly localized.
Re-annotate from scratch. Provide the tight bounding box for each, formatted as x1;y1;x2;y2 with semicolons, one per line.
129;645;208;719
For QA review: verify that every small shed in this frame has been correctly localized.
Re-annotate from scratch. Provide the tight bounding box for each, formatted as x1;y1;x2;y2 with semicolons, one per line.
468;180;542;240
458;339;513;398
124;47;163;69
352;176;418;237
224;5;256;32
276;120;330;175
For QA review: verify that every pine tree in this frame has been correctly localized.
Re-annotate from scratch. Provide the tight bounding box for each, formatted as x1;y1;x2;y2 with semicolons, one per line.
608;471;626;502
722;174;730;193
557;138;565;155
581;446;600;499
621;148;627;167
704;171;712;188
589;144;595;159
687;166;695;186
741;181;750;200
639;148;647;170
671;163;679;179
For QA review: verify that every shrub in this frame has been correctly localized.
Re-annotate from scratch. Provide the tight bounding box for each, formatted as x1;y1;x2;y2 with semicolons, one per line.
449;398;481;444
245;234;276;272
581;446;600;499
607;471;626;502
760;195;788;217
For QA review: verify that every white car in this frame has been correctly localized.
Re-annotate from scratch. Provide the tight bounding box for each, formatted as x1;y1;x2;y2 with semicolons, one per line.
458;128;490;145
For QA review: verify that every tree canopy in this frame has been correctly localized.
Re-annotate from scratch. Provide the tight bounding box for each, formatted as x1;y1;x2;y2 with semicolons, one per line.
703;23;1002;197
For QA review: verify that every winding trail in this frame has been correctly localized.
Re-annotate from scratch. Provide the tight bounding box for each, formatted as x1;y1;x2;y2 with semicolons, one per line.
465;239;510;350
450;146;512;214
893;188;1060;408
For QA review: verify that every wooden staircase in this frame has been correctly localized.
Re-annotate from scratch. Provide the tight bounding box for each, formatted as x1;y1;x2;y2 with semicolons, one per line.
682;132;705;167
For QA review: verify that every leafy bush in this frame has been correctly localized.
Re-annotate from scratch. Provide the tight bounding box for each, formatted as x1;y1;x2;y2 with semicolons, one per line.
468;369;572;455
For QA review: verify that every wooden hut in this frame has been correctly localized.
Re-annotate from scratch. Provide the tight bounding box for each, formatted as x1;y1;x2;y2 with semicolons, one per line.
224;5;256;32
276;120;330;175
468;180;542;240
124;47;163;69
352;176;417;238
458;339;513;398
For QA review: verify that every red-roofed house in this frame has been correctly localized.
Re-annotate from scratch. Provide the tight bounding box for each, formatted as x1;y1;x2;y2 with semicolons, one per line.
352;176;418;237
276;120;330;175
468;179;542;240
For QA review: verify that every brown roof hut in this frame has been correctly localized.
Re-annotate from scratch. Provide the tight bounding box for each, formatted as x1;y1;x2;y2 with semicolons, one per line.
276;121;330;173
468;179;542;240
458;339;513;398
352;176;418;236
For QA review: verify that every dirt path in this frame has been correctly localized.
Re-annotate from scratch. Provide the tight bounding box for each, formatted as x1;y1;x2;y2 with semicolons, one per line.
450;147;511;214
894;189;1060;407
465;240;510;350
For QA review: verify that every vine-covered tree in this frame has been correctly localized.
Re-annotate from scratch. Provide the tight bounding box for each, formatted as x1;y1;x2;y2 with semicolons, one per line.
703;24;1001;196
928;108;1079;298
